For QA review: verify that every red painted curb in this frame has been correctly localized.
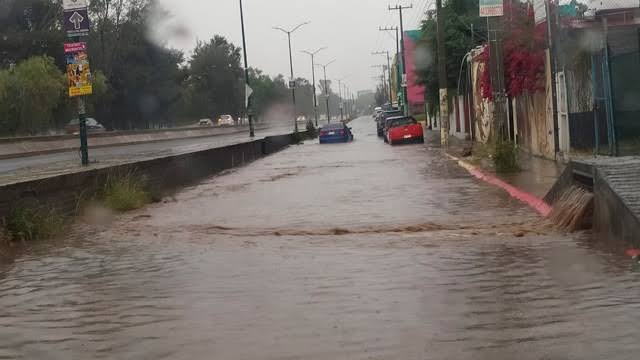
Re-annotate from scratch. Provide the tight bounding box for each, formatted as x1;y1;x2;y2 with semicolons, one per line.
448;154;552;217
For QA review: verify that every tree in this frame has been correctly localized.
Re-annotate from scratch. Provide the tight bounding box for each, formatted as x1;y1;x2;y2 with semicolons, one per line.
0;0;66;68
185;36;244;120
0;56;65;135
416;0;486;114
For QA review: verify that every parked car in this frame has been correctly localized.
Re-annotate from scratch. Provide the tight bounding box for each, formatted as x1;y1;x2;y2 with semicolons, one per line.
385;116;424;145
65;118;106;135
218;115;235;126
319;122;354;144
376;110;403;137
198;119;213;126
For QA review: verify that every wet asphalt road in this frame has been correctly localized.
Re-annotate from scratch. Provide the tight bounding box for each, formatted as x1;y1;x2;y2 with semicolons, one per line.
1;116;639;359
0;125;292;183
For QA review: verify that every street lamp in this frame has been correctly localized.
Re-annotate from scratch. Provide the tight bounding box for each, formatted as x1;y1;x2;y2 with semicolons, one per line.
239;0;254;137
335;76;350;122
273;21;310;133
316;59;336;124
301;47;327;128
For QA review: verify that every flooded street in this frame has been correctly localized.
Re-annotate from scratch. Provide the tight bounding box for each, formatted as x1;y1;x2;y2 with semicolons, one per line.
1;116;640;359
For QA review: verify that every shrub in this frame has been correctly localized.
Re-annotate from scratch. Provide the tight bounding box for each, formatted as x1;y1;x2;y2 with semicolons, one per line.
102;172;150;212
5;207;64;242
305;121;318;138
493;140;519;173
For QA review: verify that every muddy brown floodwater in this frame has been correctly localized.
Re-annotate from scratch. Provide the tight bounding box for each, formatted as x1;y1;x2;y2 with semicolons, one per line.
1;117;639;360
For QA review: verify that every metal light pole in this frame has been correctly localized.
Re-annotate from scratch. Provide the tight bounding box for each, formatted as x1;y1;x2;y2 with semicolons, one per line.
336;77;349;122
302;47;327;128
316;59;336;124
239;0;254;137
273;22;310;133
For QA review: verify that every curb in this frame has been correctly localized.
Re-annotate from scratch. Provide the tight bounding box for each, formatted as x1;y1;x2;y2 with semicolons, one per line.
446;153;552;217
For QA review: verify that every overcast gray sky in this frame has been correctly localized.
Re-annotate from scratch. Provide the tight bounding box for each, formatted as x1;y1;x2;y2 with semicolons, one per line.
156;0;430;93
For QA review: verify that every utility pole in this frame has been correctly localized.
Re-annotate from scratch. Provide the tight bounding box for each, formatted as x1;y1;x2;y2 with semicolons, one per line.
239;0;254;137
302;47;327;128
371;64;388;103
273;22;310;133
316;60;336;123
389;4;412;115
379;26;400;104
373;51;393;103
545;0;560;156
435;0;449;146
487;17;507;141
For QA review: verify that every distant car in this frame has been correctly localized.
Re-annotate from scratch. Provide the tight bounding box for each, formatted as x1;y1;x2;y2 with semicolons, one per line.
319;122;354;144
198;119;213;126
376;110;403;137
218;115;235;126
385;116;424;145
65;118;105;135
296;115;307;123
373;107;382;119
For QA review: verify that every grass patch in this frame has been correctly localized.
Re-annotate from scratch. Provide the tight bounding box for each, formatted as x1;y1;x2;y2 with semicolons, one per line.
5;207;65;242
101;172;150;212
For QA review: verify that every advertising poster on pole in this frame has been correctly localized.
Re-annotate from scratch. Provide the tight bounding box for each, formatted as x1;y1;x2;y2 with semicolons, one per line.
64;42;93;97
479;0;504;16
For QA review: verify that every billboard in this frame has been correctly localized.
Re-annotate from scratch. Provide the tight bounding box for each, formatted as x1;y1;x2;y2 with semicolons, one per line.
480;0;504;17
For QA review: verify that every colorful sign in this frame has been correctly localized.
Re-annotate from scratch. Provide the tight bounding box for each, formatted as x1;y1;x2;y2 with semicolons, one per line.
62;0;88;10
479;0;504;17
64;8;90;37
65;42;92;97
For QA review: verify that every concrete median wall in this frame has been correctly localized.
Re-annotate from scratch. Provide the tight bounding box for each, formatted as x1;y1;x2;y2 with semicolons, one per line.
0;125;259;160
0;132;305;220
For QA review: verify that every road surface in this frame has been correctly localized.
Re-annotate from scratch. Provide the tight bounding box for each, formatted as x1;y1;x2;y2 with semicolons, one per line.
0;125;293;184
0;116;638;359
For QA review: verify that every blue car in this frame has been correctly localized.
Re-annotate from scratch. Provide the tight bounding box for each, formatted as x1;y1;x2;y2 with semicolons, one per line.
319;123;354;144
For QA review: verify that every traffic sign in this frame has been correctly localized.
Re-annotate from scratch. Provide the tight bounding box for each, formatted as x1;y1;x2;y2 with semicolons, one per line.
63;0;88;10
64;8;90;37
289;80;296;89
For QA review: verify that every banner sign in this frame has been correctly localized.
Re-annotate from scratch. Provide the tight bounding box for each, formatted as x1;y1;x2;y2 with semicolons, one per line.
65;42;93;97
64;8;90;37
479;0;504;17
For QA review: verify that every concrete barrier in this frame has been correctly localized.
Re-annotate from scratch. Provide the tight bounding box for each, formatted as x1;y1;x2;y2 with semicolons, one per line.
544;158;640;246
0;125;263;160
0;132;305;220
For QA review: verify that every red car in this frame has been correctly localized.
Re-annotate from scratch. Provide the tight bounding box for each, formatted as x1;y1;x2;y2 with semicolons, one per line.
386;116;424;145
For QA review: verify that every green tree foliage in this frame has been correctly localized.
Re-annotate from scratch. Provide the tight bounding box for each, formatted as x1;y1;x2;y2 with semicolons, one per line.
416;0;486;114
248;68;288;120
0;0;66;68
184;36;244;119
0;56;65;135
0;0;317;135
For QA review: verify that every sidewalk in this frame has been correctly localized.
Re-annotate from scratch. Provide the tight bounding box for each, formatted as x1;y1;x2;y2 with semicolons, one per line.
426;130;565;214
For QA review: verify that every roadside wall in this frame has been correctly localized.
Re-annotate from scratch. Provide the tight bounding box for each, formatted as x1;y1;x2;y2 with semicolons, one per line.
0;133;303;220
